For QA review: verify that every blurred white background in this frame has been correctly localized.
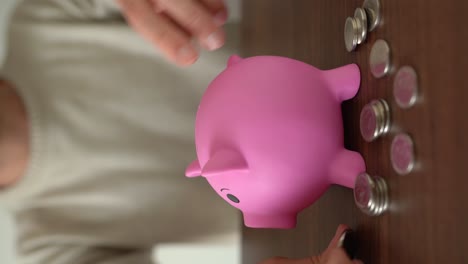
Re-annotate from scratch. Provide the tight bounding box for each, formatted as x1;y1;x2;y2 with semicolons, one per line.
0;2;18;264
0;0;15;64
0;0;242;263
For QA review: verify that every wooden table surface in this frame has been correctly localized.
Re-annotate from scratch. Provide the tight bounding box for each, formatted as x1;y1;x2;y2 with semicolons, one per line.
240;0;468;263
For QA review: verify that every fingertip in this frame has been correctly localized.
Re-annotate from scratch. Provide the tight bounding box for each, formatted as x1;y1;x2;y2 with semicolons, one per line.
336;224;351;234
175;44;199;66
214;10;228;26
326;224;351;250
353;260;364;264
333;224;351;242
200;28;226;51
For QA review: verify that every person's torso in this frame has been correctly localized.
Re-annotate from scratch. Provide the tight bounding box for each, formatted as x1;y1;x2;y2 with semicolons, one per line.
0;0;240;248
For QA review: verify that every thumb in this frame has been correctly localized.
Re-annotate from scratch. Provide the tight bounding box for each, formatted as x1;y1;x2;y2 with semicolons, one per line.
320;224;353;263
327;248;363;264
326;224;351;251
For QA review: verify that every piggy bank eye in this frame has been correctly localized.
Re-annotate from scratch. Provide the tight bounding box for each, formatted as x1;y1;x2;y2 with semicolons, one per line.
227;194;240;203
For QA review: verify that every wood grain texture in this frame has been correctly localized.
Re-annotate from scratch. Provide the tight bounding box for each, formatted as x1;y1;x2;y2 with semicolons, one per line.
240;0;468;263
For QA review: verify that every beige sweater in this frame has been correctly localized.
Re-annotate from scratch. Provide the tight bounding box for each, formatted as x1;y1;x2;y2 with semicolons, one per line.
0;1;240;263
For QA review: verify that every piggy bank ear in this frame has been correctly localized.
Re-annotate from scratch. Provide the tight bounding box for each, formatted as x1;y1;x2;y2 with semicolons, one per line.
202;149;249;177
227;55;243;67
186;160;202;178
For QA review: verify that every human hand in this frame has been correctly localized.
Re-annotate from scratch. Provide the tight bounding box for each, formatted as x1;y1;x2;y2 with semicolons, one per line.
117;0;228;66
259;225;363;264
0;80;29;187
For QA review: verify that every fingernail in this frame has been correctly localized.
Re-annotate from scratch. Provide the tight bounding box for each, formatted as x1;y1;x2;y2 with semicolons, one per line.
214;11;228;26
203;29;225;51
176;45;198;65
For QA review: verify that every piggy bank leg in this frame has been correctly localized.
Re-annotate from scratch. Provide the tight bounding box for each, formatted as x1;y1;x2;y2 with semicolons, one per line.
243;213;297;229
329;149;366;188
324;64;361;102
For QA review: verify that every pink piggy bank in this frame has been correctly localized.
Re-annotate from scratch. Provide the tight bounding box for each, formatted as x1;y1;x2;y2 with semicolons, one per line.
186;55;366;229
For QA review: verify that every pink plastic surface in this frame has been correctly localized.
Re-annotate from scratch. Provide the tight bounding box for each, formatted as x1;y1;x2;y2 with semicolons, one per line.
186;55;366;229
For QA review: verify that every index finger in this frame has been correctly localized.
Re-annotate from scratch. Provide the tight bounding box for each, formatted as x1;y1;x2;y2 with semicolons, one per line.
159;0;226;50
327;248;363;264
118;0;198;66
199;0;228;25
321;224;352;261
327;224;351;250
